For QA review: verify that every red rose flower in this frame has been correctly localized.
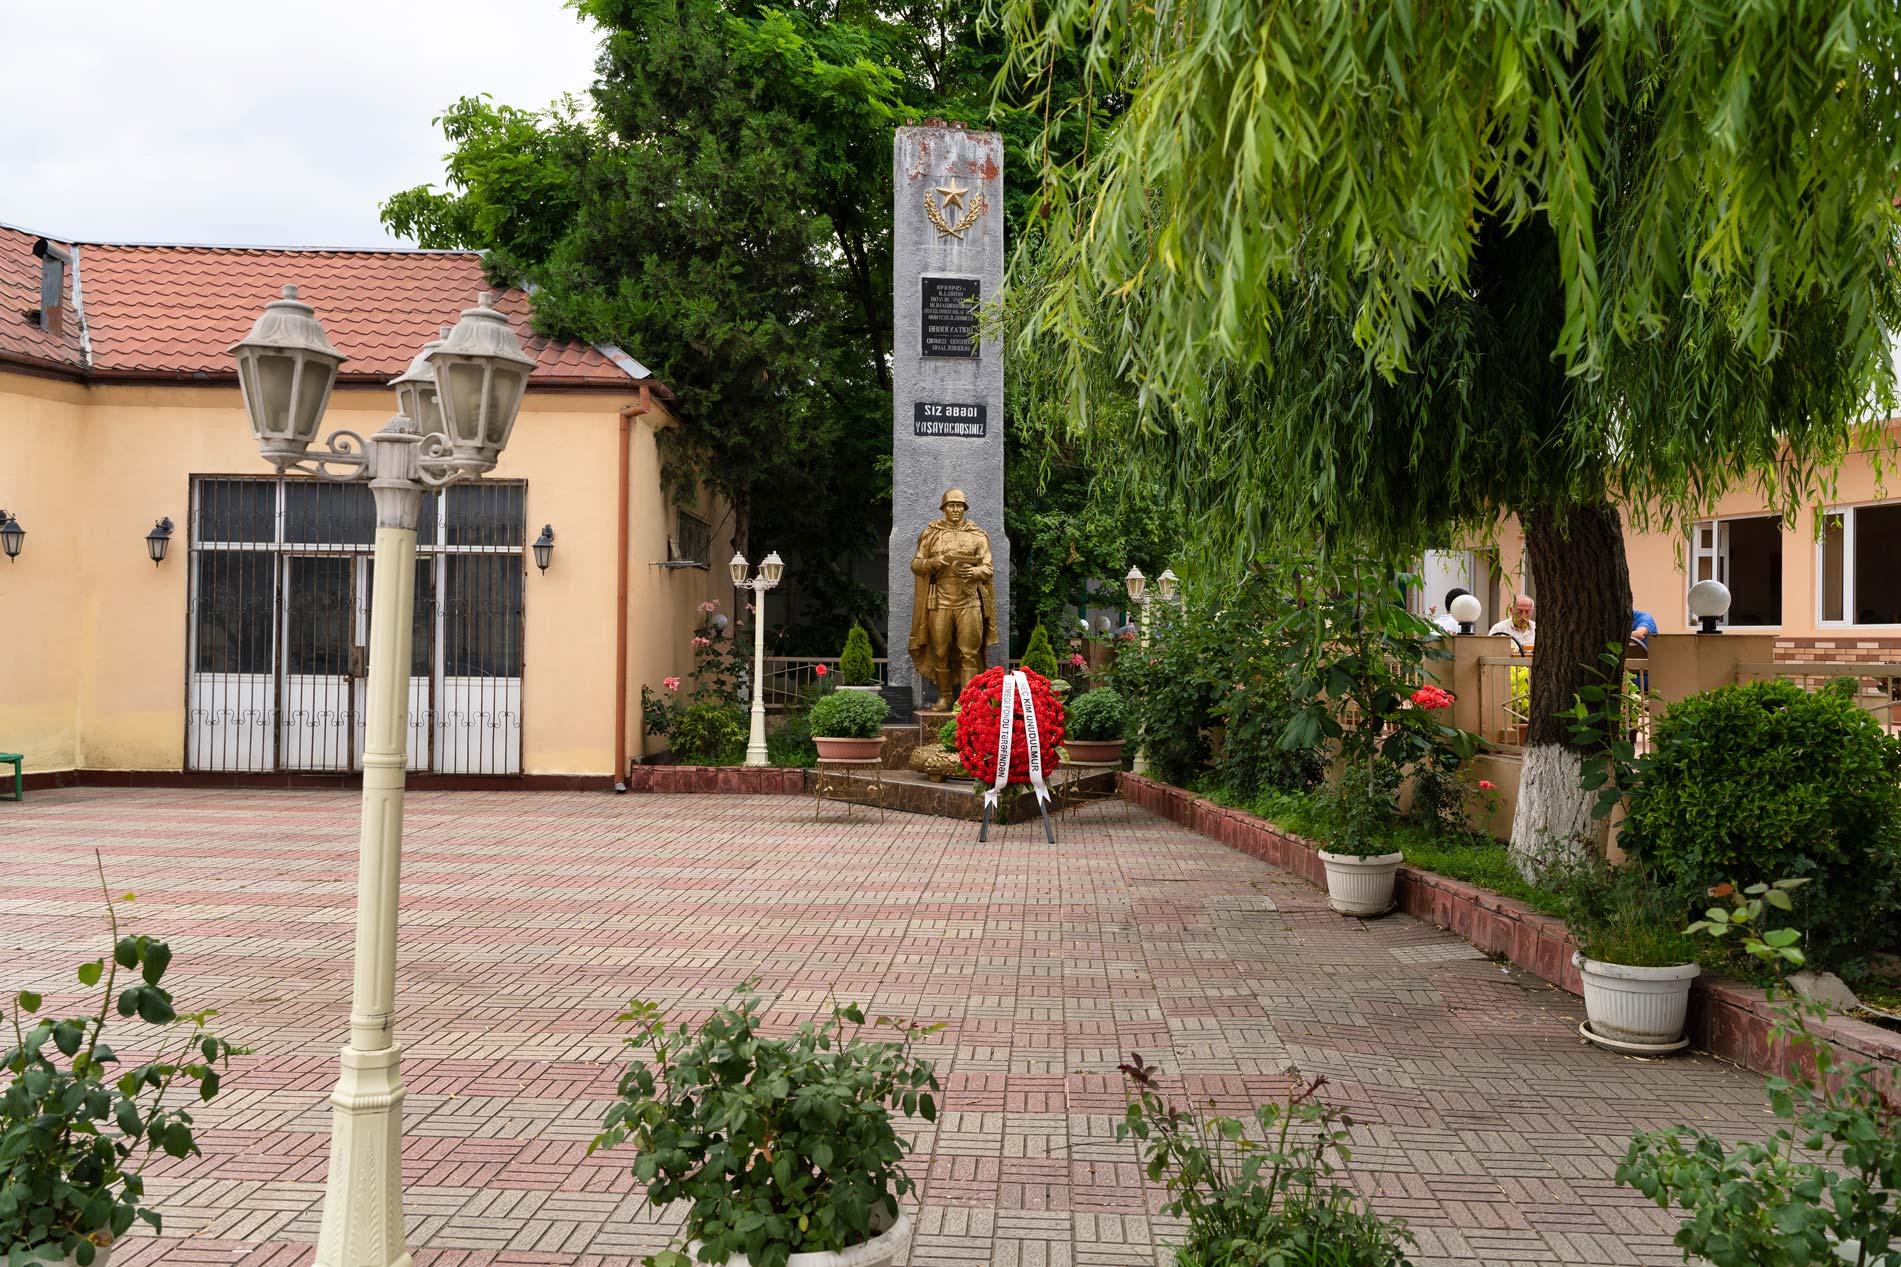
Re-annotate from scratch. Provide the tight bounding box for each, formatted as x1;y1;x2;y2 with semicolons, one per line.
1410;685;1454;710
954;666;1065;785
814;664;828;677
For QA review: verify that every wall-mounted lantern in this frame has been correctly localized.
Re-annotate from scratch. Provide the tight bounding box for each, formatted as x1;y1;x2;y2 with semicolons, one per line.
0;511;23;561
146;517;174;566
531;524;556;572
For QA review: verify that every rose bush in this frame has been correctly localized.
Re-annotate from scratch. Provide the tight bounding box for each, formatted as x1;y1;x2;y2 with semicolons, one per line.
955;667;1064;784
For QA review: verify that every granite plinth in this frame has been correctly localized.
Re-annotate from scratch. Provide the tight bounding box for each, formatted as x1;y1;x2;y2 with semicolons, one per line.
817;766;1117;823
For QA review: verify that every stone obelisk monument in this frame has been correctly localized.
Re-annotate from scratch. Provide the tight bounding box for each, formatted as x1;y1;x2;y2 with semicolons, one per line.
887;123;1007;713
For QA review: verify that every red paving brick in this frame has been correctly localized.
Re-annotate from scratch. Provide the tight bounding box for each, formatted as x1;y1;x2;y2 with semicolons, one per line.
3;788;1769;1264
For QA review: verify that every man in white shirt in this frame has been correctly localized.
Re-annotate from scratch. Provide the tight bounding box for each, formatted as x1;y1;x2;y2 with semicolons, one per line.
1488;595;1536;653
1431;587;1471;635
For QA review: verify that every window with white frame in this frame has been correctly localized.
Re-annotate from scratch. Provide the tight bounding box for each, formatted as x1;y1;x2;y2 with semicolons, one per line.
1689;515;1782;628
1819;502;1901;625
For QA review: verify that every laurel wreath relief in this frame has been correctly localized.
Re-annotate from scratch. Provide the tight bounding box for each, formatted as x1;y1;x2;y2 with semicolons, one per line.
925;190;987;240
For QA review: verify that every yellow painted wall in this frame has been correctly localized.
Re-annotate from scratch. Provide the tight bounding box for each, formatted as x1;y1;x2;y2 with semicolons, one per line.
0;373;88;773
0;369;725;777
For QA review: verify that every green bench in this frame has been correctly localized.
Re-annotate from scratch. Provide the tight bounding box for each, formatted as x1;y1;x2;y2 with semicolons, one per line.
1;753;21;802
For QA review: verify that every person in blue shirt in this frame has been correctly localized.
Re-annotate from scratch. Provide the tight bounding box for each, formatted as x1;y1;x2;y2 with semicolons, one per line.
1630;609;1659;647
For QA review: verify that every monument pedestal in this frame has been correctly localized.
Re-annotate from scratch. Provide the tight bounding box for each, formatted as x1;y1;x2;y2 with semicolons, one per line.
917;708;956;740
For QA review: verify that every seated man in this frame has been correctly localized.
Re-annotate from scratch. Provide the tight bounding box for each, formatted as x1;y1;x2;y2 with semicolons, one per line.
1488;595;1536;654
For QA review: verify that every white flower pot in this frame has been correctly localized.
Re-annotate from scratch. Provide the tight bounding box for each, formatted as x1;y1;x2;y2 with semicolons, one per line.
1574;952;1699;1049
28;1243;113;1267
1317;850;1403;916
691;1210;911;1267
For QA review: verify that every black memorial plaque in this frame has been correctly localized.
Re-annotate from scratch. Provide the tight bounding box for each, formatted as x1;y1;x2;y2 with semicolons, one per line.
913;401;987;438
920;276;980;358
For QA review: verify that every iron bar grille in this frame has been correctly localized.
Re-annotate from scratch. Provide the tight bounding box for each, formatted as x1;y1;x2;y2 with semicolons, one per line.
186;475;526;775
676;509;712;566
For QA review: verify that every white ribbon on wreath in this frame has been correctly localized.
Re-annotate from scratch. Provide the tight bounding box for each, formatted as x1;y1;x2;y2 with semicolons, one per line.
986;669;1052;812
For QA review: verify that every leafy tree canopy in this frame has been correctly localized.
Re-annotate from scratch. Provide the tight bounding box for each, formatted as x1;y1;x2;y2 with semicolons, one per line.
997;1;1901;565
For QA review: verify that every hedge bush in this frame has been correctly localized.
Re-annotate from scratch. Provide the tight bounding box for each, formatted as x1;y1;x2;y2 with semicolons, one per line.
1065;687;1128;742
1621;677;1901;973
839;625;876;686
1022;624;1059;680
808;689;890;739
672;702;748;765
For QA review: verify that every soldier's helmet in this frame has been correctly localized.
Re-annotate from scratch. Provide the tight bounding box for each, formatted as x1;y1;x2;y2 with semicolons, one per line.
941;488;969;511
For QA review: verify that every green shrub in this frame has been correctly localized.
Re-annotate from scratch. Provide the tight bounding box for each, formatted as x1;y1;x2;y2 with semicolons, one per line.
809;689;890;739
839;625;876;686
671;702;747;765
768;710;817;767
1621;677;1901;973
1540;853;1699;967
937;705;959;748
2;883;244;1262
592;986;938;1267
1119;1055;1414;1267
1065;687;1128;742
1022;624;1059;680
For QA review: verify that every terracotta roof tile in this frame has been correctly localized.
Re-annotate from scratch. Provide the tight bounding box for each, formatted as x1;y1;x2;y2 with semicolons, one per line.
0;224;85;372
0;230;651;390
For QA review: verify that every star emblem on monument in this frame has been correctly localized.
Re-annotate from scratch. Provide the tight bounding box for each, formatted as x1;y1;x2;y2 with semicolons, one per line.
934;179;970;211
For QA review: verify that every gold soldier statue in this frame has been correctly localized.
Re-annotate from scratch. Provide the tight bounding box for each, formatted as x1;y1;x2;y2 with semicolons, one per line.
907;488;999;705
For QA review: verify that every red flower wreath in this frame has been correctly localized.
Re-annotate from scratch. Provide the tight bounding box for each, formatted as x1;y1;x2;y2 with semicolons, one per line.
955;666;1065;785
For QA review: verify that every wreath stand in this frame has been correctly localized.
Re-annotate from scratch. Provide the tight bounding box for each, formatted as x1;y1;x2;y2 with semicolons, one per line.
978;787;1056;844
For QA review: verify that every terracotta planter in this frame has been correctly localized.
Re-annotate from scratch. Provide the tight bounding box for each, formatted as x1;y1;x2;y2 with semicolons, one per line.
1064;739;1125;764
814;735;885;761
1317;850;1403;916
1574;952;1699;1049
692;1210;912;1267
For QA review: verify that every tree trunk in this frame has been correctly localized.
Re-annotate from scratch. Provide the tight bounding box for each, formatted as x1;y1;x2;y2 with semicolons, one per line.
1508;499;1632;879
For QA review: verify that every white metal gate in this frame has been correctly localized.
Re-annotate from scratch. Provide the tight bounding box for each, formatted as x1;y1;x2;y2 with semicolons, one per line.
186;476;525;775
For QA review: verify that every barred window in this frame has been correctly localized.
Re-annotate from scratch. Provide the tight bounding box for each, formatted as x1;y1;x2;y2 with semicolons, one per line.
676;510;712;565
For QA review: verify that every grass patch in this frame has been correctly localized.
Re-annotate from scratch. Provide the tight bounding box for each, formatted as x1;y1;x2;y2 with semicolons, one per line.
1194;782;1563;916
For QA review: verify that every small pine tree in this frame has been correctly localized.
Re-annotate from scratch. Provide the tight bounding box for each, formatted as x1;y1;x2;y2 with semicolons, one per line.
839;624;876;686
1022;624;1059;680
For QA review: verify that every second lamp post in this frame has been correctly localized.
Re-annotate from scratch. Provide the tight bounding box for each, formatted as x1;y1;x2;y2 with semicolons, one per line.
1123;565;1179;776
730;550;785;765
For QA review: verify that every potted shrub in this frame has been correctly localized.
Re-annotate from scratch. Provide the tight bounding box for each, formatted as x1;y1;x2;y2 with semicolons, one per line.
837;626;879;693
2;876;241;1264
591;986;938;1267
1021;624;1059;683
1063;687;1127;763
1545;852;1700;1052
808;689;890;761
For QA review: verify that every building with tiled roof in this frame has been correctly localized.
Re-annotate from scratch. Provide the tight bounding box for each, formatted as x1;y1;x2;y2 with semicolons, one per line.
1;221;730;788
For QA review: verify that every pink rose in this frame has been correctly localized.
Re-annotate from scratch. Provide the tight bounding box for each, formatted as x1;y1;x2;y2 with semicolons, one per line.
814;664;829;677
1478;779;1497;791
697;599;720;613
663;676;681;691
1069;653;1087;669
692;636;711;649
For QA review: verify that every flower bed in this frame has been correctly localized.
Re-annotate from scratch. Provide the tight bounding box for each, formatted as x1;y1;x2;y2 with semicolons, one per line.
1118;772;1900;1100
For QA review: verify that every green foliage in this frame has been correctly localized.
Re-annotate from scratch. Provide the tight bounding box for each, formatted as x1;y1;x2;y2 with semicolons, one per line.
2;870;242;1261
1618;882;1901;1267
1021;624;1059;680
590;985;940;1267
670;703;748;766
1064;687;1127;743
1618;677;1901;973
1000;2;1901;565
1117;1056;1415;1267
1276;563;1478;854
838;626;876;687
937;706;960;749
808;690;890;739
1537;853;1698;968
767;711;818;769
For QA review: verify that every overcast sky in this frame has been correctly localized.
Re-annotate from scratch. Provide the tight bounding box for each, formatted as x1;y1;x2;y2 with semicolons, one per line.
3;0;601;248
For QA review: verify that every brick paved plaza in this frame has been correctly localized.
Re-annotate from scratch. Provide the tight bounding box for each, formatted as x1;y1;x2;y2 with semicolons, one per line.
5;788;1771;1266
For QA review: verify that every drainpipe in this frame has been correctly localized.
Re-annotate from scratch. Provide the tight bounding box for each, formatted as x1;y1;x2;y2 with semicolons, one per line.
614;385;653;792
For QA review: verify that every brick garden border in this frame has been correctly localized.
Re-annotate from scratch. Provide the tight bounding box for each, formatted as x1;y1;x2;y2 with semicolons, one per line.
1119;772;1900;1099
623;765;807;794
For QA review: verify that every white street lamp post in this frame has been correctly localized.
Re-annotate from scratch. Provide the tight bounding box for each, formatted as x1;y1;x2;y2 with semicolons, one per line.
730;550;785;766
231;287;535;1267
1122;566;1179;776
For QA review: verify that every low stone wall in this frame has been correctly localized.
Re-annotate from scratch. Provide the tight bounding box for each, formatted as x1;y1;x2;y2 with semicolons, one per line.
623;765;806;794
1119;773;1899;1100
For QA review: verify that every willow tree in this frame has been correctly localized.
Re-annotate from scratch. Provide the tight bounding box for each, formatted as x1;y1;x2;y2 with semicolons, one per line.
997;2;1901;871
